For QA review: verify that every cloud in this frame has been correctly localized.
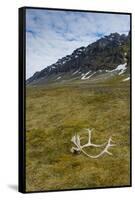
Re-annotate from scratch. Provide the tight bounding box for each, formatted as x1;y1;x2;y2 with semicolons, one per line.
26;9;130;78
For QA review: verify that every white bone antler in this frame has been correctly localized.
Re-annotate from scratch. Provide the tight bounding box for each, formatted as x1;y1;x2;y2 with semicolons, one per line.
70;129;116;158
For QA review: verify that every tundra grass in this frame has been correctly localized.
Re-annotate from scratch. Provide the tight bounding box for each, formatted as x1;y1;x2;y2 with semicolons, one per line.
26;77;130;192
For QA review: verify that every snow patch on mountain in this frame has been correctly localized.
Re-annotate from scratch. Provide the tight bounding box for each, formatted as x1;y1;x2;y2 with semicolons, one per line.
81;71;96;80
81;71;91;80
112;63;127;75
105;63;127;75
105;69;111;72
99;70;103;73
72;70;79;75
57;76;61;80
122;77;130;81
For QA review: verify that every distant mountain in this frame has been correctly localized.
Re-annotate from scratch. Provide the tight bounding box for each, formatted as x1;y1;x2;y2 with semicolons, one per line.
27;31;130;85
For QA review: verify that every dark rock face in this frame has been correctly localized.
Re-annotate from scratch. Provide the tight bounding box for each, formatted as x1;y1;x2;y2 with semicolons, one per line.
27;32;130;84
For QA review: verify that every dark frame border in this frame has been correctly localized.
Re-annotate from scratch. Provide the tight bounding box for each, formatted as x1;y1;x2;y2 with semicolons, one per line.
19;6;132;193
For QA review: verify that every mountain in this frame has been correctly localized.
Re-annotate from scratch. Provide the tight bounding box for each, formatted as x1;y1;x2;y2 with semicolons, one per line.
27;32;130;85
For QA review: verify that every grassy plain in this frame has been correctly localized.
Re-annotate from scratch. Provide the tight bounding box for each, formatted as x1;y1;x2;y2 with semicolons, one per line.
26;75;130;192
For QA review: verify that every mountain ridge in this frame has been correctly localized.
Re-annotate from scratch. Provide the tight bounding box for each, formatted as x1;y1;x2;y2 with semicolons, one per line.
27;31;130;85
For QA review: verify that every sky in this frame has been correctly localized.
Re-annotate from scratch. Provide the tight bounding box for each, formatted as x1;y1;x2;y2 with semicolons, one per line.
26;9;130;78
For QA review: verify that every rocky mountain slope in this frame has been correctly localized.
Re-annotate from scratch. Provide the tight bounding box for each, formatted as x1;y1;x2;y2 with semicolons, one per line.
27;31;130;85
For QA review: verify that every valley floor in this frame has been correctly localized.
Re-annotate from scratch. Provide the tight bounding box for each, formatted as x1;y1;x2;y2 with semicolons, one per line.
26;76;131;192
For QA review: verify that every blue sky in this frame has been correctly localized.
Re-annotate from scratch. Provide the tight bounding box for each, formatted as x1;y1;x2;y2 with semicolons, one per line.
26;9;130;78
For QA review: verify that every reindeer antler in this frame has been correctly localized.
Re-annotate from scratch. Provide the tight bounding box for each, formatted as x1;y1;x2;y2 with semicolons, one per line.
70;129;116;158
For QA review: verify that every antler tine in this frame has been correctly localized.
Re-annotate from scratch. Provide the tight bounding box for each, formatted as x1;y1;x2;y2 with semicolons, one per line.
102;137;116;156
84;128;94;132
109;137;116;146
86;128;92;144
